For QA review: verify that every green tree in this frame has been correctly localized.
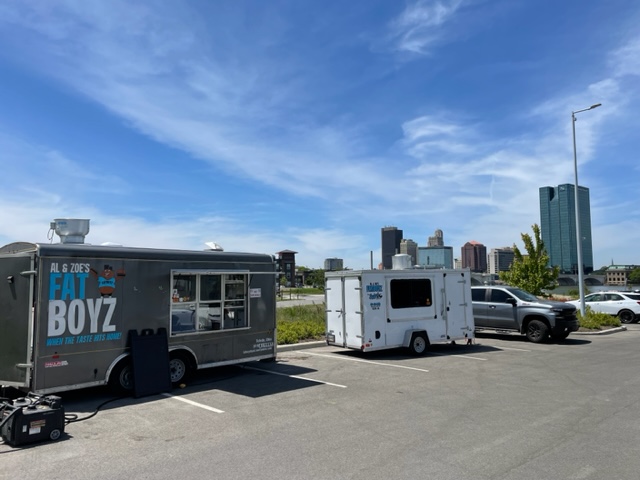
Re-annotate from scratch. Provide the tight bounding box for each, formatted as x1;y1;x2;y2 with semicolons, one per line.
499;224;559;295
628;268;640;284
306;269;325;288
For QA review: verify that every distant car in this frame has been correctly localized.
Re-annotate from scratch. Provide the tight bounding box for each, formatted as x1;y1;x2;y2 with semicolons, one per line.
566;292;640;324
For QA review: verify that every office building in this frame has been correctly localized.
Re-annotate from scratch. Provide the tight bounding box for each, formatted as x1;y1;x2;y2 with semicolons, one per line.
427;229;444;247
417;246;454;269
381;226;403;269
400;239;418;266
461;241;487;273
488;247;515;274
539;184;593;274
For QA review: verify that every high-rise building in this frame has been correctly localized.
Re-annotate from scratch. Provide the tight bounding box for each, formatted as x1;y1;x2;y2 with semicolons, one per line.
427;229;444;247
381;226;403;269
461;241;487;273
539;184;593;274
488;247;515;274
400;239;418;266
417;246;454;269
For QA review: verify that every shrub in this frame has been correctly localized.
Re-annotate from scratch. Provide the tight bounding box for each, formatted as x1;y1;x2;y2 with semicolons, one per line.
276;304;326;344
577;306;621;330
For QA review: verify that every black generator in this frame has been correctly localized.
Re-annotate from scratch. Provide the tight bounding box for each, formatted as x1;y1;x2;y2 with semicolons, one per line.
1;394;65;447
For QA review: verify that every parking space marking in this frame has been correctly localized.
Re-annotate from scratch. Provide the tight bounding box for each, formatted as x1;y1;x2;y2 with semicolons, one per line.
491;345;531;352
300;351;430;372
161;393;225;413
429;352;487;361
243;365;347;388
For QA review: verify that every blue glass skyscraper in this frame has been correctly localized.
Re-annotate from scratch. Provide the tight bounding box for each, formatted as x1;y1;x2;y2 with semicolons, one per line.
539;184;593;274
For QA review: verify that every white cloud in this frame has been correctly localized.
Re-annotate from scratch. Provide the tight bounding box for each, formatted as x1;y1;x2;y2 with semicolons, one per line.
610;35;640;77
389;0;466;54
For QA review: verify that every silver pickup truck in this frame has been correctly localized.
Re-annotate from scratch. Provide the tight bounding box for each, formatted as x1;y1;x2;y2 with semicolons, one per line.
471;286;579;342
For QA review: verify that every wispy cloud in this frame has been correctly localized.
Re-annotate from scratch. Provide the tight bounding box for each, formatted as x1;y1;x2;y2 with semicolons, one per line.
610;35;640;77
388;0;466;54
0;1;639;269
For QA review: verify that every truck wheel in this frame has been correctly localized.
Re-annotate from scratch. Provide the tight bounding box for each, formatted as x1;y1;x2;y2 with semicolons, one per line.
618;310;635;324
169;352;193;386
408;332;428;356
525;320;549;343
109;360;134;394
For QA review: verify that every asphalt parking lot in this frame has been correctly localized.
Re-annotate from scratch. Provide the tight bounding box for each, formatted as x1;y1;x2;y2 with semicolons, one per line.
3;325;640;480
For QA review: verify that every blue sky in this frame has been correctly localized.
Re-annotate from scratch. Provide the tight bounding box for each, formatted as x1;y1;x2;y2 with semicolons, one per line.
1;0;639;270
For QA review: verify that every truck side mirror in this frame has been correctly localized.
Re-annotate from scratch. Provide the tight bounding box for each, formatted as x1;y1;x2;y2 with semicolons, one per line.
505;297;517;306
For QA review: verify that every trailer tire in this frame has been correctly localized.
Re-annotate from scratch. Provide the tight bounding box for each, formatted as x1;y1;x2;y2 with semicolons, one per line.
109;359;134;394
408;332;429;356
169;352;193;386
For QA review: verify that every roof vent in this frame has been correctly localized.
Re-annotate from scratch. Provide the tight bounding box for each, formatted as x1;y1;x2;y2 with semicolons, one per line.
392;254;413;270
51;218;90;244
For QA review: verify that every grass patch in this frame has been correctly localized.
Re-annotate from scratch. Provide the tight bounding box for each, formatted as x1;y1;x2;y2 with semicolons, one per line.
577;307;622;330
277;304;326;344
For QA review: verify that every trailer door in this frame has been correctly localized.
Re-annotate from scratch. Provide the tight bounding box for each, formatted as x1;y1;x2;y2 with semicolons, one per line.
342;276;364;349
442;271;472;338
325;276;345;346
325;275;363;349
0;254;35;387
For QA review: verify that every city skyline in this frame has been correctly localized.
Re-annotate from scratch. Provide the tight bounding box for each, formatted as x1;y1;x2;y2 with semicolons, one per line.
1;2;639;270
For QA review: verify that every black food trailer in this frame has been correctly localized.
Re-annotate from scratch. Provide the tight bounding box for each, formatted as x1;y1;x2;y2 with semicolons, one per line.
0;220;277;395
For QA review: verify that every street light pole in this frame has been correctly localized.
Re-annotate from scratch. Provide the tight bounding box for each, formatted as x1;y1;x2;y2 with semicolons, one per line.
572;103;601;317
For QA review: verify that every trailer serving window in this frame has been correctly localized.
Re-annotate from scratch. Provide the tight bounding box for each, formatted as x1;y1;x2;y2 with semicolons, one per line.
170;271;248;334
390;278;432;309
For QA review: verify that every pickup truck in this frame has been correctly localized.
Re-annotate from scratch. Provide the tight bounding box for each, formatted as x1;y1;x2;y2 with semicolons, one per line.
471;286;579;342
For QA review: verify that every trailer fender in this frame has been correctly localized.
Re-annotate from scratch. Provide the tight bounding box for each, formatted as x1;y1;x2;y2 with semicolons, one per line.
403;330;430;356
107;354;133;393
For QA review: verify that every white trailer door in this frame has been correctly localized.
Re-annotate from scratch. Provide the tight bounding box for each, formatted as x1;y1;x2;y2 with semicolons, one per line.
325;275;363;349
325;276;346;346
343;276;363;349
442;271;472;338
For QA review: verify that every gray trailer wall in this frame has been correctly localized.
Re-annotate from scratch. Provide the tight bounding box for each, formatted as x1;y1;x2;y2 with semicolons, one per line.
0;253;34;387
31;245;276;392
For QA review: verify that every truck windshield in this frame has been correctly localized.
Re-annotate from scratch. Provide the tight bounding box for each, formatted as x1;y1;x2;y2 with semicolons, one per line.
507;288;539;302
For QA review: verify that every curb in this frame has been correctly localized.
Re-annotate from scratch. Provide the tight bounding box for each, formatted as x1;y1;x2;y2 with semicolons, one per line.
277;340;326;352
572;326;627;336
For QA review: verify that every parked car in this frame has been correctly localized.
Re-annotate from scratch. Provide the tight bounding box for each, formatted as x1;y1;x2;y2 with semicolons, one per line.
472;286;579;342
566;292;640;324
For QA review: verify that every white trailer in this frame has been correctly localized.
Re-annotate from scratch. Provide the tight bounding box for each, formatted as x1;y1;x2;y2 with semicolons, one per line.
325;268;474;355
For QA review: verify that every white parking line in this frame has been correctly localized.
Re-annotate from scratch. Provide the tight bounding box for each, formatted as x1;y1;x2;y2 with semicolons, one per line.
492;345;531;352
299;351;430;372
161;393;225;413
243;365;347;388
429;352;487;361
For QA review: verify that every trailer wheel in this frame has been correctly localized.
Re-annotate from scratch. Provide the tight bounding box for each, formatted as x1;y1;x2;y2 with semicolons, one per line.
109;360;134;394
169;352;193;386
408;332;429;356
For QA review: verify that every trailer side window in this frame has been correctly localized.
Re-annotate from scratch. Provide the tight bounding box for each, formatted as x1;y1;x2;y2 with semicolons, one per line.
171;272;248;335
389;279;432;309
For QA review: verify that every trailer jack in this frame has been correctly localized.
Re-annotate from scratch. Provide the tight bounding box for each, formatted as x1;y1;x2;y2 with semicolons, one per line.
1;394;65;447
